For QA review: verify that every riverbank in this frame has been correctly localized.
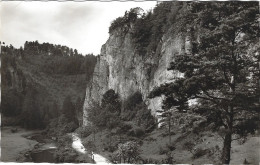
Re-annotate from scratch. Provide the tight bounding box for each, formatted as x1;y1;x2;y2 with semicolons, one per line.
1;126;40;162
1;126;95;163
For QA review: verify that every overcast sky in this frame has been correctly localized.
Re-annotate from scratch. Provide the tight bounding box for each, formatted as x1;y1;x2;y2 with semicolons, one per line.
0;1;156;55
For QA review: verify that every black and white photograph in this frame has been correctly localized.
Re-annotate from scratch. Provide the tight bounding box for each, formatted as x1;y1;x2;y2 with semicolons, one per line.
0;1;259;164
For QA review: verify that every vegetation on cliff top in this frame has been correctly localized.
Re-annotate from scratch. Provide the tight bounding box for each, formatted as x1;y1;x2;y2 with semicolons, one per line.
109;2;185;56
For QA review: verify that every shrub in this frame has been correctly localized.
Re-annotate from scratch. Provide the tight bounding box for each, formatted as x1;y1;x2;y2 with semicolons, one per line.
159;146;170;155
141;158;159;164
162;131;175;137
113;141;141;163
166;142;176;151
47;115;78;136
145;137;156;142
109;153;120;164
121;92;143;121
76;126;93;138
107;145;117;152
83;141;97;152
123;92;143;111
57;134;72;148
127;127;145;138
192;148;207;159
238;136;247;145
161;152;175;164
183;141;195;154
134;127;145;137
88;89;121;129
119;122;133;132
109;8;141;33
243;158;250;164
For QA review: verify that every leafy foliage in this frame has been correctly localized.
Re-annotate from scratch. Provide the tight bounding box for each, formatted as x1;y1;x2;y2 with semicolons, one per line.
132;2;177;55
83;140;97;153
149;2;259;164
122;92;144;120
87;89;121;129
183;141;195;154
109;2;184;56
121;92;156;132
87;90;156;148
109;7;144;33
192;148;208;159
112;141;141;163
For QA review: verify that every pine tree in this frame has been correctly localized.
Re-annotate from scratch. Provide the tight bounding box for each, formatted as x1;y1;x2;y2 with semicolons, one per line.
150;2;259;164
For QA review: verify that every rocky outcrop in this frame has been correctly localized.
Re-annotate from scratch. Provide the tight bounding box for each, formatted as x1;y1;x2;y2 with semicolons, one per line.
83;18;194;126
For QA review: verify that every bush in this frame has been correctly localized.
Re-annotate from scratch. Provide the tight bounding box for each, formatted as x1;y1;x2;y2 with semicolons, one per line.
107;145;117;152
134;127;145;137
109;153;120;164
161;152;175;164
162;131;175;137
47;115;78;136
75;126;93;138
141;158;159;164
159;146;170;155
166;142;176;151
238;136;247;145
109;8;141;34
83;141;97;152
121;92;143;121
119;122;133;132
57;134;73;148
145;137;156;142
123;92;143;111
88;89;121;129
127;127;145;137
192;148;207;159
113;141;141;163
183;141;195;154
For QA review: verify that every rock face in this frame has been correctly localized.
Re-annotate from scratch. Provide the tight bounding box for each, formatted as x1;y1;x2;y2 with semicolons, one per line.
83;22;193;126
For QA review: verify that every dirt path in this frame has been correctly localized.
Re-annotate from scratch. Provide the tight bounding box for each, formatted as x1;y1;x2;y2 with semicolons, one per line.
1;126;40;162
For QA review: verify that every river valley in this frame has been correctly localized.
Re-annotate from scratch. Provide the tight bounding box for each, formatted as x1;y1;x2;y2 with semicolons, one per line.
1;126;109;163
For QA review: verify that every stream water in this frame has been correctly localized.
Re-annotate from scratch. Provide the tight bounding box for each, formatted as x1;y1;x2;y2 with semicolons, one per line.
71;133;110;164
27;133;109;163
30;148;56;163
28;135;58;163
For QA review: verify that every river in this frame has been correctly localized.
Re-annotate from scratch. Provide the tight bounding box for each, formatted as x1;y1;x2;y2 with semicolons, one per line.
1;126;41;162
71;133;110;164
1;126;110;163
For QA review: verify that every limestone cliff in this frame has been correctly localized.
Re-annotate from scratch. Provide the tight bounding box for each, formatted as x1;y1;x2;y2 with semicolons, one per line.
83;8;195;126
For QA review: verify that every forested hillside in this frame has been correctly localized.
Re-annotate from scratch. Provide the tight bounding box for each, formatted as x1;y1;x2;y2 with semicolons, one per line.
1;41;97;129
1;1;259;164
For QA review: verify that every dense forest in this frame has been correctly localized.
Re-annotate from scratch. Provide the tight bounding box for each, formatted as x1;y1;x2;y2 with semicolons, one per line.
1;41;97;130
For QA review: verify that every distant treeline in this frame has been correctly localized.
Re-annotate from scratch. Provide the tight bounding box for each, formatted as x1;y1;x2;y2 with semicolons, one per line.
1;41;97;79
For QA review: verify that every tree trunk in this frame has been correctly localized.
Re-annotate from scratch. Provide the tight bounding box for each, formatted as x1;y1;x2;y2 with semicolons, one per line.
168;117;171;143
221;131;232;164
